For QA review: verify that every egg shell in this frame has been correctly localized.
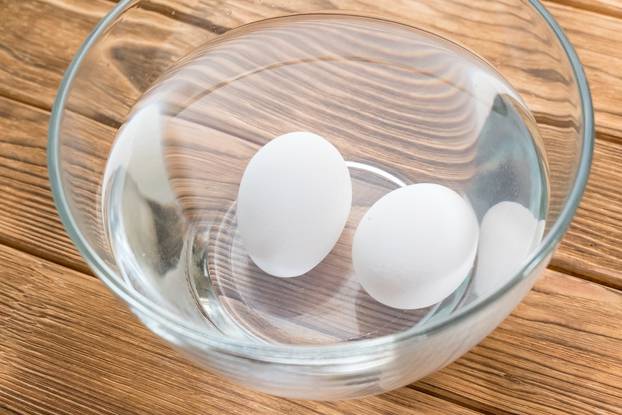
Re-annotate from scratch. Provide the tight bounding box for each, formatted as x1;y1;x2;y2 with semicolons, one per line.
237;132;352;278
352;183;479;309
474;201;544;298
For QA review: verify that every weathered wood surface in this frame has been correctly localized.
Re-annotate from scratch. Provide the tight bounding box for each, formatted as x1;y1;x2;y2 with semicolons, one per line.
0;245;485;415
2;0;622;287
1;245;620;414
1;0;622;413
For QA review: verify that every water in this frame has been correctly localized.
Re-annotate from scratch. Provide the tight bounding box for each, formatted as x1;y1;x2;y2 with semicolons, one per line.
103;14;549;345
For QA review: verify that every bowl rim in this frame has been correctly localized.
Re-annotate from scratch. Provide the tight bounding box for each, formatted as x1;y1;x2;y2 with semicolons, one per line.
48;0;594;362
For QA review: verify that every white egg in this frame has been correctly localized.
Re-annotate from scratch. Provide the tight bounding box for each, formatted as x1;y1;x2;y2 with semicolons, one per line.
237;132;352;278
352;183;479;309
474;201;545;298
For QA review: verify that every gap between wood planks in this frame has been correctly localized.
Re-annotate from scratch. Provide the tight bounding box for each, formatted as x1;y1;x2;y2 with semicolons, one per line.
548;263;619;291
409;385;511;415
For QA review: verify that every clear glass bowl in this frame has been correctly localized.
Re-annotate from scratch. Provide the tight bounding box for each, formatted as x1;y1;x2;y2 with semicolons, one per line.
49;0;593;400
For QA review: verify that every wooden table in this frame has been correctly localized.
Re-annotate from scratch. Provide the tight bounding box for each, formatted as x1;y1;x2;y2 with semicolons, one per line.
1;1;621;414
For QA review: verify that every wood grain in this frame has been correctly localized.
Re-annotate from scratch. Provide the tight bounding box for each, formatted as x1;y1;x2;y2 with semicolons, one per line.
0;0;622;413
0;0;112;111
1;0;619;138
552;138;622;288
543;1;622;142
1;244;620;414
1;0;621;287
0;243;482;415
4;92;622;290
420;272;622;415
0;97;87;273
548;0;622;20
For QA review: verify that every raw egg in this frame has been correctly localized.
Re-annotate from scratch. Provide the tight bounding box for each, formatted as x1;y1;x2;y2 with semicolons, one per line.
473;201;544;297
352;183;479;309
237;132;352;278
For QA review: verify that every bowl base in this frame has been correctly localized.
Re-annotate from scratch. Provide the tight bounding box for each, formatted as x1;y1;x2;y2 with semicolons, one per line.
189;162;472;345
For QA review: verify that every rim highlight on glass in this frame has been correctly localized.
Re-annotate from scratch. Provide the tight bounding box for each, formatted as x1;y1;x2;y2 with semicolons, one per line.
48;0;594;361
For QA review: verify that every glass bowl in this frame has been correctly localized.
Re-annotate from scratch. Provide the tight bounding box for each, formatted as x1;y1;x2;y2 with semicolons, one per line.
49;0;593;400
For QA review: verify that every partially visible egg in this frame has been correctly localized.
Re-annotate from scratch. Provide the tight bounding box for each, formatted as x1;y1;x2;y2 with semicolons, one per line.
237;132;352;278
352;183;479;309
473;201;544;298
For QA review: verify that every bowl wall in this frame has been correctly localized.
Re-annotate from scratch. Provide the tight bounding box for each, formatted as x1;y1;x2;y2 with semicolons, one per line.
49;0;592;399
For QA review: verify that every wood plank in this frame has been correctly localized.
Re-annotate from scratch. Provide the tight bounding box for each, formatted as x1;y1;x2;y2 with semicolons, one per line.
5;89;622;289
0;0;112;111
419;271;622;415
0;0;621;284
547;0;622;20
1;243;620;414
543;1;622;142
551;139;622;288
1;0;621;142
0;1;621;413
0;0;218;121
0;97;90;273
0;243;482;415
